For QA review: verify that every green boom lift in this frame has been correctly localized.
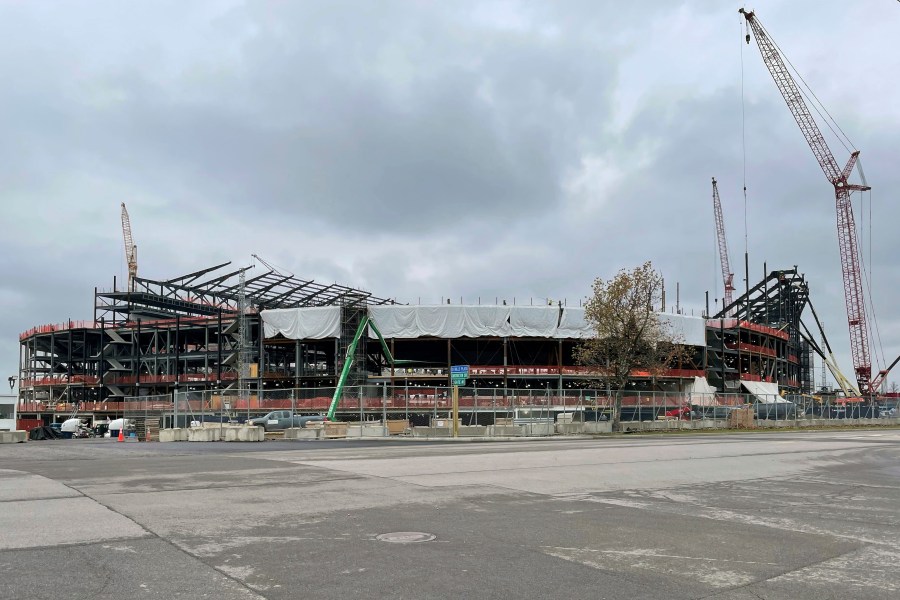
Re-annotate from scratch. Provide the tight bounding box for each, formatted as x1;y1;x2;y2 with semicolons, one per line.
325;316;401;422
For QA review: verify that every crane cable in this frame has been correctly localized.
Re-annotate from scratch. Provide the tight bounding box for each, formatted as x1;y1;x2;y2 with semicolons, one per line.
859;182;888;377
740;13;749;257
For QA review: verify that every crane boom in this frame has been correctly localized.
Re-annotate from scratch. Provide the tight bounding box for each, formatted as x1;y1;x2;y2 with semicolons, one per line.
711;178;735;313
740;9;876;394
120;202;138;292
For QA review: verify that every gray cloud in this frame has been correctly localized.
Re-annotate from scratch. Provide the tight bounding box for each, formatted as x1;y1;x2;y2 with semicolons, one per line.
1;0;898;388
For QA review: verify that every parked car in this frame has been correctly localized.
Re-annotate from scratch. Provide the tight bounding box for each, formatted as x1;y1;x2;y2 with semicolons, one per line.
248;411;325;431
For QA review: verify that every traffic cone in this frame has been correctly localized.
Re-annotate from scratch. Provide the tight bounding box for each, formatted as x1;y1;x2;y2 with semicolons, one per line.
117;428;124;442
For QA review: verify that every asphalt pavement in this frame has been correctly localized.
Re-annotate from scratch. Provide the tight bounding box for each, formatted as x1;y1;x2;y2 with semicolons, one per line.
1;430;899;599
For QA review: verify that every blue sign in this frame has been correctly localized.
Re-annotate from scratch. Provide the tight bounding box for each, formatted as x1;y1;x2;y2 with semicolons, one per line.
450;365;470;375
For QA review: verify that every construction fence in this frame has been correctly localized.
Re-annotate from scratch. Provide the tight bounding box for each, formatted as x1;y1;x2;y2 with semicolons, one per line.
116;386;898;438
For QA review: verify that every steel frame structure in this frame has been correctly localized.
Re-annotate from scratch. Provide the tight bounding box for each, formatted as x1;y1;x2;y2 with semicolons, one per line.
95;261;396;325
710;268;811;394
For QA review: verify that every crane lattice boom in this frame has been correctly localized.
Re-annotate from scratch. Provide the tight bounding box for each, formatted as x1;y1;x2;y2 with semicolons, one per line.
120;202;138;292
740;9;877;394
711;178;735;313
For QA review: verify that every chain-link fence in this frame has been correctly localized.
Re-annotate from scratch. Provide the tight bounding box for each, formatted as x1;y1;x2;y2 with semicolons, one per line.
122;394;174;441
154;386;898;437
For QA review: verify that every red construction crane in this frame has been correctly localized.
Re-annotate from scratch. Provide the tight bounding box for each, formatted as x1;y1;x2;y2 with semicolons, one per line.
739;9;886;394
711;177;735;314
121;202;138;292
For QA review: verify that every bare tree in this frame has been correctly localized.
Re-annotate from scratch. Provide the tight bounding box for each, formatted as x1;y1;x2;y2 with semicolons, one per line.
575;261;690;430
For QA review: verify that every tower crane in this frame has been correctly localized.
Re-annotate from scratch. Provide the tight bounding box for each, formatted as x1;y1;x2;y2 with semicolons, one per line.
740;8;897;395
120;202;138;292
711;178;735;315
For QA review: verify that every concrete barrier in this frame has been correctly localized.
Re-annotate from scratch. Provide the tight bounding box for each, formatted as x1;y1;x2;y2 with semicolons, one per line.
188;427;222;442
458;425;487;437
159;428;189;442
521;423;554;436
486;425;525;437
347;425;388;438
411;427;451;438
0;430;27;443
284;428;322;440
582;421;613;434
224;426;264;442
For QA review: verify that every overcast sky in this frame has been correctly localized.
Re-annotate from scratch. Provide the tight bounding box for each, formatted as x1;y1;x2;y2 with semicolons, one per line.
2;0;898;391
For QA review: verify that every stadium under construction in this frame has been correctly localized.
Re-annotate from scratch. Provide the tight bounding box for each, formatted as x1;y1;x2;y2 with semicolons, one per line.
15;259;826;430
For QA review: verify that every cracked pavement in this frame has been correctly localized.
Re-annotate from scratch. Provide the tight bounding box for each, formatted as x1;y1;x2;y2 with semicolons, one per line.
1;430;898;599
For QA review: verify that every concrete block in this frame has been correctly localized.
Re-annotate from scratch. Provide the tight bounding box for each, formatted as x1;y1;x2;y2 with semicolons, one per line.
521;423;553;436
458;426;487;437
224;426;264;442
0;430;27;443
347;425;388;438
158;428;189;442
582;421;612;434
487;425;525;437
284;427;321;440
362;426;388;437
188;427;222;442
555;423;581;435
411;427;451;438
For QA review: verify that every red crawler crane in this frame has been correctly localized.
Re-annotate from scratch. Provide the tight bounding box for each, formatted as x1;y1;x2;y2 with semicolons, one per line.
711;178;735;314
739;8;891;395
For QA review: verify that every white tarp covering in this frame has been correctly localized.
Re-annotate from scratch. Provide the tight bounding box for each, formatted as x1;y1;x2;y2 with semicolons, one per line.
509;306;563;337
740;380;786;403
554;307;592;339
367;305;709;343
261;307;341;339
658;313;707;347
260;304;710;343
687;376;717;406
367;305;511;338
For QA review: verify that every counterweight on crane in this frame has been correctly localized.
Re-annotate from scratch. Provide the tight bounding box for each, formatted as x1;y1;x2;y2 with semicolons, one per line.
120;203;138;292
711;178;735;314
739;8;891;394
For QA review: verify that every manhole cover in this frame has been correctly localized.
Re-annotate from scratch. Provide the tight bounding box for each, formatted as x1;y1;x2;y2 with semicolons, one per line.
375;532;436;544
